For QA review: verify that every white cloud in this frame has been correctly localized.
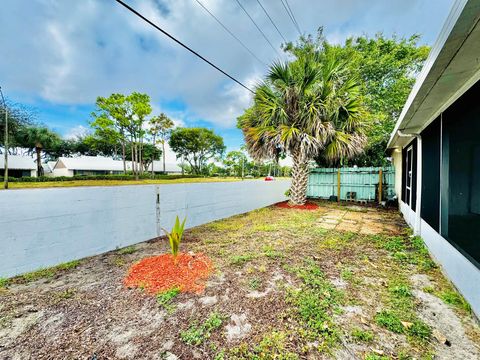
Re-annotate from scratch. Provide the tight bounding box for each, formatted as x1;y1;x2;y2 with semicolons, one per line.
64;125;90;140
1;0;453;132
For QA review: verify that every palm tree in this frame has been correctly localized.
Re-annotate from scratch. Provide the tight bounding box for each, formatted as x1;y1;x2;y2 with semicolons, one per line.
19;126;59;176
238;51;366;205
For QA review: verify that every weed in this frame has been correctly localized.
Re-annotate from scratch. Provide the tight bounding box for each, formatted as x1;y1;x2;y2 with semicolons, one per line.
390;284;412;298
375;310;404;333
285;261;341;348
364;354;389;360
340;268;353;281
55;288;76;300
407;320;431;341
438;290;471;312
350;328;374;342
422;286;435;293
230;331;299;359
375;310;431;342
0;278;9;289
113;257;126;267
262;245;282;259
248;277;261;290
383;236;406;252
230;254;254;266
181;312;224;346
117;245;137;255
18;260;80;283
157;287;180;313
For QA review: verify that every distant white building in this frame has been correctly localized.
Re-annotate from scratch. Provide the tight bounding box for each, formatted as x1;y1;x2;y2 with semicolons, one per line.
52;156;132;176
0;155;37;178
147;160;182;174
51;156;182;177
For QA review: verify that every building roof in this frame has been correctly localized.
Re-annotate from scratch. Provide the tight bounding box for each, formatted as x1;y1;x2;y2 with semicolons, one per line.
0;155;36;170
56;156;133;171
388;0;480;149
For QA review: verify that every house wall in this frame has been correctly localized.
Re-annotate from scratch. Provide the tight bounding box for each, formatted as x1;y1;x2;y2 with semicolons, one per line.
52;168;74;177
0;180;289;278
399;201;480;317
392;150;402;199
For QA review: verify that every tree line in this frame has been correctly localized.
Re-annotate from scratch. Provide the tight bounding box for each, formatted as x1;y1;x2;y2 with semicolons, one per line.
238;30;429;205
0;95;287;178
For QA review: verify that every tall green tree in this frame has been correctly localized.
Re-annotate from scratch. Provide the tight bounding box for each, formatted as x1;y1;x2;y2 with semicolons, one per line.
286;30;429;166
90;93;129;172
18;126;60;176
90;92;152;178
149;113;174;174
223;150;248;178
124;92;152;178
238;48;366;205
0;102;35;153
169;127;225;175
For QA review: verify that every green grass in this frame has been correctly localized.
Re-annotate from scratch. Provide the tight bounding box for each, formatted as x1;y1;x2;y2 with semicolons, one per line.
54;288;76;300
117;245;137;255
6;177;241;190
229;254;255;266
285;261;342;349
180;312;224;346
14;260;81;284
156;287;181;313
375;310;404;334
438;290;471;312
350;328;374;342
229;331;299;360
248;277;261;290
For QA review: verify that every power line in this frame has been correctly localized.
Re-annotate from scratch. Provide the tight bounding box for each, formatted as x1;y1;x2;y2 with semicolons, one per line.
194;0;267;67
285;0;302;34
234;0;281;57
114;0;254;93
280;0;301;36
255;0;287;43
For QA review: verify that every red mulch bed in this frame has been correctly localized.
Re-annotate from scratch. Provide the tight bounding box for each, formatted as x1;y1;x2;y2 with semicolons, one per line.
275;200;319;210
124;253;213;294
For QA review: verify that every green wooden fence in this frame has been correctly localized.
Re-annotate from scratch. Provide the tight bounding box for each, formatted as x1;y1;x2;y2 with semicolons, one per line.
307;166;395;202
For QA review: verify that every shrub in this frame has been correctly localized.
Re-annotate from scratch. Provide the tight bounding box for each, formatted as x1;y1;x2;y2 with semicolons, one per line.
162;216;187;261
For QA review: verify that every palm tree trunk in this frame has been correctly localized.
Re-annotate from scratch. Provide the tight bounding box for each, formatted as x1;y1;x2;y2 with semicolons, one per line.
36;147;43;176
289;149;309;205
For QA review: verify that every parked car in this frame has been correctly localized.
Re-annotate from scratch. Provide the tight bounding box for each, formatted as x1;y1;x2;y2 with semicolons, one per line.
264;176;275;181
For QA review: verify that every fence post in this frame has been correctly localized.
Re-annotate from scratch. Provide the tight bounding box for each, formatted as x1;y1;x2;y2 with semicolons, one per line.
378;168;383;204
337;168;341;203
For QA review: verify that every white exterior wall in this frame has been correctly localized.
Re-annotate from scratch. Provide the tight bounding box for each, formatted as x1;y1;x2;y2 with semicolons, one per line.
392;150;402;199
399;201;480;318
52;168;74;177
0;180;289;278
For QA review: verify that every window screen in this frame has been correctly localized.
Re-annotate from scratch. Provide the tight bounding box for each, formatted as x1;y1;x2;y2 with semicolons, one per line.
402;139;417;210
441;80;480;267
421;118;441;231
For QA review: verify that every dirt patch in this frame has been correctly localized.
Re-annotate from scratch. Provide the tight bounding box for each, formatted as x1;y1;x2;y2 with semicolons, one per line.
0;201;478;359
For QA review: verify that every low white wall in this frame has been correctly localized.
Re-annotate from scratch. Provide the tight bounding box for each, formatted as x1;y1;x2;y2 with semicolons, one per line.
0;180;289;278
399;201;480;318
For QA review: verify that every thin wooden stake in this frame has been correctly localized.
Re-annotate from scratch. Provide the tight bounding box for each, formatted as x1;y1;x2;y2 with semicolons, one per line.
337;168;341;203
378;168;383;204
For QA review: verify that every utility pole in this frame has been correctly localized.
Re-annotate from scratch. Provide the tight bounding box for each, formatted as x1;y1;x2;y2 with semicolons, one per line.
0;87;8;190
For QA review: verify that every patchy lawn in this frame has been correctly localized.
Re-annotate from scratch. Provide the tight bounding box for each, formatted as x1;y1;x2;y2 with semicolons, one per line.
3;177;241;190
1;201;479;359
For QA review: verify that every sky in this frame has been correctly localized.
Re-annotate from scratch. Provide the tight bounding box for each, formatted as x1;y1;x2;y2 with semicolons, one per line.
0;0;454;163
